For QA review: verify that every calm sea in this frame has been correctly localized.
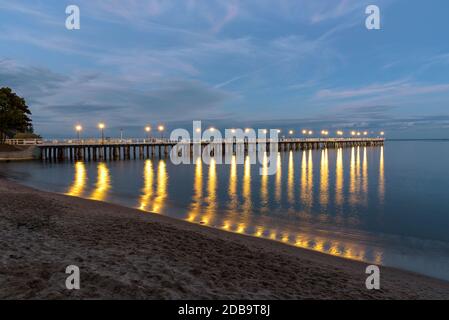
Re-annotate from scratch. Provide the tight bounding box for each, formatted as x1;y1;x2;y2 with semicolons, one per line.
3;140;449;280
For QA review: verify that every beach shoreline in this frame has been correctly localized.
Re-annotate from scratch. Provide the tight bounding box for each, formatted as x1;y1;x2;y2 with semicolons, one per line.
1;176;448;299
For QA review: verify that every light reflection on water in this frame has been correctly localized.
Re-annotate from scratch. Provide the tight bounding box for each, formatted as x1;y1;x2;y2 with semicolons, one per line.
379;146;385;204
5;142;449;280
67;161;86;197
64;147;383;263
138;159;167;213
89;162;111;201
335;148;343;207
139;160;153;211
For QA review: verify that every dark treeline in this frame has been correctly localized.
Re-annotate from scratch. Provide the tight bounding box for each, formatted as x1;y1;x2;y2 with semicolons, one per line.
0;87;35;143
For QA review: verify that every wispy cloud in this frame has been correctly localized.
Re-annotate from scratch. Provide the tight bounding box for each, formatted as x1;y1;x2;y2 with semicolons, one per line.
0;0;58;24
0;59;234;135
80;0;240;35
0;27;97;56
210;1;239;33
315;80;449;100
310;0;364;24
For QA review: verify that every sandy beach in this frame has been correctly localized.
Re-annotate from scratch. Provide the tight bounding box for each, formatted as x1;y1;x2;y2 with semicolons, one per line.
1;176;448;300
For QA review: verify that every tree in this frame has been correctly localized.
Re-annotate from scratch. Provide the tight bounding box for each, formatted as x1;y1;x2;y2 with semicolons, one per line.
0;87;33;142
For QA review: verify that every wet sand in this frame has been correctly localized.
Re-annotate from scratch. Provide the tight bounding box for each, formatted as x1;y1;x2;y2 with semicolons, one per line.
1;176;449;299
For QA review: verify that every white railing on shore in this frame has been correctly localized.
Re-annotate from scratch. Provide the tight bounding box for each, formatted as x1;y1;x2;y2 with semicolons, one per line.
36;137;385;146
40;138;173;145
4;139;43;145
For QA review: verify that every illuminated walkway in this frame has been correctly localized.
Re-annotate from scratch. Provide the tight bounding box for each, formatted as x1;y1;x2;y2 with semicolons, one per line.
38;137;385;161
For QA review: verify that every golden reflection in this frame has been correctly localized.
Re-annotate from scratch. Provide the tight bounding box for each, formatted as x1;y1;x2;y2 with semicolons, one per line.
255;226;264;237
335;149;343;206
314;239;325;252
292;233;379;262
187;157;202;222
300;150;307;204
139;160;153;210
181;145;386;267
295;235;308;248
287;151;295;205
295;234;367;262
362;147;368;195
260;152;269;209
222;220;231;230
219;213;385;265
152;160;167;213
356;146;361;193
328;241;341;256
67;161;86;197
319;149;329;208
275;152;282;202
202;158;217;225
242;155;252;215
306;150;314;207
90;162;111;201
228;155;238;212
307;150;313;195
379;146;385;203
349;147;356;205
236;223;246;234
300;150;314;210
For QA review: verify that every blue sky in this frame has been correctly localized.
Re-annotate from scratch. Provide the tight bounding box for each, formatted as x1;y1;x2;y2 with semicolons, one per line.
1;0;449;138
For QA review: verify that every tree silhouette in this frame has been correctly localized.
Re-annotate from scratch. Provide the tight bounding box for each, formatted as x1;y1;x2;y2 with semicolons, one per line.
0;87;33;142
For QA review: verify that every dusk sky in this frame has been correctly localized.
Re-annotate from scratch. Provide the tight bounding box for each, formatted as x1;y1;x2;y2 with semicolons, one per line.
1;0;449;138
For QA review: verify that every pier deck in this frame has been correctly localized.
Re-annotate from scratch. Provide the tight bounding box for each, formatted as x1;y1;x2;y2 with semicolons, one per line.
35;138;385;161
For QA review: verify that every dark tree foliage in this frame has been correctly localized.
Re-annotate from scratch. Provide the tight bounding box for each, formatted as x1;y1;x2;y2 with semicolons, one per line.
0;87;33;142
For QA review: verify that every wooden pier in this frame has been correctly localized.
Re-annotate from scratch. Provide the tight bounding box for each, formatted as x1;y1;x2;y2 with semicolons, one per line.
37;138;385;161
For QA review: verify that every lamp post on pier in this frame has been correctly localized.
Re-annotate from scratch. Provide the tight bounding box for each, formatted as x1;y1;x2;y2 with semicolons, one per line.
158;125;165;139
75;125;82;142
145;126;151;141
98;123;105;144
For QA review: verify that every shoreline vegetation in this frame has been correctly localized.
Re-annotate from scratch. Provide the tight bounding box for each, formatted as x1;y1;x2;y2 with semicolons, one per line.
1;176;449;299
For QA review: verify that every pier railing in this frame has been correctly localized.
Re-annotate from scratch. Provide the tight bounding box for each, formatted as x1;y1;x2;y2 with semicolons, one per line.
37;137;384;161
4;139;43;145
40;138;170;146
5;137;385;147
38;137;385;146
